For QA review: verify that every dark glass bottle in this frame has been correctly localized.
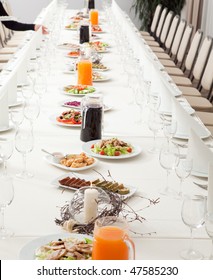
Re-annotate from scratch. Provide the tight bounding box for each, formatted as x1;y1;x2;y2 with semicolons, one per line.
80;95;103;142
88;0;95;10
79;25;90;44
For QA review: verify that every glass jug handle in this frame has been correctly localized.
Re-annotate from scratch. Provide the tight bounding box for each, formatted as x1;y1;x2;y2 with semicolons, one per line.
82;106;88;129
124;235;135;260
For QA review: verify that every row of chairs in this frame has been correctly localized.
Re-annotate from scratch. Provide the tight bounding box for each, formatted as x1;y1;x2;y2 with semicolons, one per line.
140;4;213;129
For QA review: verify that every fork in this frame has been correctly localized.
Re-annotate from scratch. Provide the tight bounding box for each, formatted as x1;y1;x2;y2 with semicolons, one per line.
193;182;208;190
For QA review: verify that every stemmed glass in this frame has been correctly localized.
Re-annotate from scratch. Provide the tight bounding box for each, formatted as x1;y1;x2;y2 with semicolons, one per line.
0;176;14;239
148;110;163;153
21;85;34;100
163;118;177;145
10;109;24;131
34;75;47;99
175;158;193;199
205;212;213;259
159;142;180;196
0;139;13;176
181;195;206;259
15;125;34;179
23;95;40;128
135;88;145;125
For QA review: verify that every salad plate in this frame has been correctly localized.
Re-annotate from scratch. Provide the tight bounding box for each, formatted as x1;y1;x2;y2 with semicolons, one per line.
49;114;81;128
82;139;142;160
19;233;92;260
51;173;137;199
62;85;97;96
59;99;112;112
92;72;110;82
43;154;98;171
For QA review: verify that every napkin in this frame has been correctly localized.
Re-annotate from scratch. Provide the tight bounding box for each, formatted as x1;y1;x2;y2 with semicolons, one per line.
0;84;9;129
207;163;213;213
16;56;28;86
7;70;18;105
187;129;213;176
172;97;209;138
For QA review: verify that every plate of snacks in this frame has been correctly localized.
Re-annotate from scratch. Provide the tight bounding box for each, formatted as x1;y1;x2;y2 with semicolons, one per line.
92;62;108;71
49;109;82;127
92;72;110;82
52;173;137;199
60;99;112;112
65;22;78;30
66;50;80;58
82;138;142;159
44;152;98;171
19;233;93;260
91;25;104;33
63;85;97;96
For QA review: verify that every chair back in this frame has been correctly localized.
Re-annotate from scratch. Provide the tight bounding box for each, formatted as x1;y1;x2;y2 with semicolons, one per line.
185;30;203;72
200;49;213;93
170;19;186;56
160;11;174;45
150;4;163;34
155;7;168;40
164;15;180;50
176;24;193;66
192;36;213;81
0;23;7;46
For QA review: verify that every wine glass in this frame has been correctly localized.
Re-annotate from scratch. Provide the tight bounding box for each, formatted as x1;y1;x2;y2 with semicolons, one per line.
135;88;145;125
0;176;14;239
181;195;206;259
148;110;163;153
21;85;34;100
163;118;177;144
205;212;213;259
10;109;24;131
34;75;47;98
175;158;193;199
159;142;180;196
23;96;40;127
15;125;34;179
0;139;13;176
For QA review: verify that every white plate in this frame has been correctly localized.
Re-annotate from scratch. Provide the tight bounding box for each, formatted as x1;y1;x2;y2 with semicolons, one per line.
19;233;92;260
62;86;97;97
9;98;23;108
57;43;79;50
51;173;137;199
0;123;13;133
191;169;208;178
49;114;81;128
93;66;109;72
174;129;211;140
82;139;142;160
60;99;112;112
44;154;98;171
93;74;110;82
160;105;195;116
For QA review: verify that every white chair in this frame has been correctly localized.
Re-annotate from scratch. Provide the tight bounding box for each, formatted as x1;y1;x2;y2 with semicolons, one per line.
141;4;162;37
147;11;174;48
172;36;213;87
164;29;203;78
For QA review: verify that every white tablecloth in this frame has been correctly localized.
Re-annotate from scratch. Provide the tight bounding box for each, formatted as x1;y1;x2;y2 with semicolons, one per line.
0;2;212;260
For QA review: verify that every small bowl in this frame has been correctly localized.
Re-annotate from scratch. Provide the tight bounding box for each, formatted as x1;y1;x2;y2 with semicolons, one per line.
51;152;64;164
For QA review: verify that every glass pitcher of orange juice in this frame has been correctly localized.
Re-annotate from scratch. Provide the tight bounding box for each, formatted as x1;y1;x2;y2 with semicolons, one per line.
90;9;99;26
78;45;93;86
92;216;135;260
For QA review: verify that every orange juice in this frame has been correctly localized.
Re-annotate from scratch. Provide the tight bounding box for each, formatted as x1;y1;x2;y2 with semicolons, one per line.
92;226;129;260
78;60;93;86
90;9;99;26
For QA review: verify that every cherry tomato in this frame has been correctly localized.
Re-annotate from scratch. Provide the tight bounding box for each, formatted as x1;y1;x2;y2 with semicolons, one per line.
127;147;132;153
91;144;95;149
99;150;105;155
114;151;121;156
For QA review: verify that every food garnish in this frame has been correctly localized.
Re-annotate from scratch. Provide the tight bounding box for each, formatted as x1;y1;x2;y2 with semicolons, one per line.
91;138;133;156
35;237;92;260
56;110;82;125
63;85;95;95
60;153;95;168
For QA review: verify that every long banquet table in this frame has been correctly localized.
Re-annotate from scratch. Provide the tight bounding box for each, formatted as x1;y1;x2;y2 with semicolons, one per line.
0;0;212;260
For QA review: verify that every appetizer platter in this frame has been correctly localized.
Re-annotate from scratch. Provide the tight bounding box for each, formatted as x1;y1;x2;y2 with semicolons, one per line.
58;43;79;50
19;233;93;260
91;25;104;33
82;138;142;159
52;173;137;199
92;62;108;71
66;50;80;58
63;85;96;96
92;72;110;82
60;99;112;112
56;109;82;125
65;22;78;30
44;152;98;171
